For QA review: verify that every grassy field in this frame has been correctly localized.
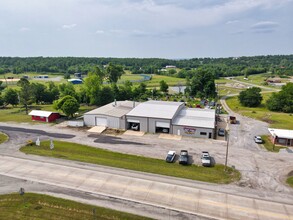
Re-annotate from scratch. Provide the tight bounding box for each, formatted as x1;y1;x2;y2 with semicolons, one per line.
0;132;8;144
143;74;185;87
217;85;245;97
21;140;241;184
0;193;151;220
260;135;284;152
287;176;293;188
225;94;293;130
0;105;95;123
119;74;143;82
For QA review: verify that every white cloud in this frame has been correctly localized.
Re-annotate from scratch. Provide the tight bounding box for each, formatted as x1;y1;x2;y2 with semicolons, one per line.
95;30;105;34
250;21;279;33
19;27;30;32
62;24;77;29
226;20;239;25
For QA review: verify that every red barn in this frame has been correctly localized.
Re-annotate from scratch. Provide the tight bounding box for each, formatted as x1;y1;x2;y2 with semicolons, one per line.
29;110;60;123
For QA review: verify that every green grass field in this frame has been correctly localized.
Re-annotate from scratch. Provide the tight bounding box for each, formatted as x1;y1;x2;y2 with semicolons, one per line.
0;105;95;123
287;176;293;188
143;74;185;87
0;193;151;220
225;94;293;130
217;85;245;97
21;140;241;184
0;132;8;144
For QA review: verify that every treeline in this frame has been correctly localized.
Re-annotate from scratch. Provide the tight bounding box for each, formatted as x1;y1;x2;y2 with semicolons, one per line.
0;55;292;77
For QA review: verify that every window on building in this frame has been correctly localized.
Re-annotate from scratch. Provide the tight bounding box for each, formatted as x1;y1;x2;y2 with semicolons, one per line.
200;132;207;136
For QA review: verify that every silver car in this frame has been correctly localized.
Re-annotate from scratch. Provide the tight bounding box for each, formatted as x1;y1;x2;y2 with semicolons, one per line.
254;136;263;144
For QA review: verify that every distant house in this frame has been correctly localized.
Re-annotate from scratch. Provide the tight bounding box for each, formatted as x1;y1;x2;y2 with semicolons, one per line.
266;78;281;83
29;110;60;123
268;128;293;146
165;65;176;69
68;79;83;84
74;73;82;78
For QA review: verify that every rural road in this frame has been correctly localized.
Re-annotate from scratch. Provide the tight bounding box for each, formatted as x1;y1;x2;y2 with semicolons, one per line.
0;154;292;220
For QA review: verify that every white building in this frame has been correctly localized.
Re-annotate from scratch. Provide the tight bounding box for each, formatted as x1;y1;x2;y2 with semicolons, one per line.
84;100;216;139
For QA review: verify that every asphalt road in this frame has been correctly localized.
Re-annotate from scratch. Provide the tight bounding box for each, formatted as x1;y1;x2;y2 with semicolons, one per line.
0;155;292;220
0;120;293;219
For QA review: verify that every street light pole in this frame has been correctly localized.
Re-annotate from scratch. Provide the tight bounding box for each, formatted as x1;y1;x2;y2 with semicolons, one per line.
225;122;230;171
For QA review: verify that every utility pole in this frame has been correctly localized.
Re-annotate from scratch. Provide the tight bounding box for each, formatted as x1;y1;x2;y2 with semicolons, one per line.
225;122;230;171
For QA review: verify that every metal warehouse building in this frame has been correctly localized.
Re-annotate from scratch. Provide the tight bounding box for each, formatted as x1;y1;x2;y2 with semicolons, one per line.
83;101;139;129
84;100;216;138
126;101;185;134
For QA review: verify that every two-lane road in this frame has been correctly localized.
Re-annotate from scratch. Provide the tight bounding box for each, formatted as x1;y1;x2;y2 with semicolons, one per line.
0;155;292;220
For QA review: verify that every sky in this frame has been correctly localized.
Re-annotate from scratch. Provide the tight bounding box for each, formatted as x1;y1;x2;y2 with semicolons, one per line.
0;0;292;59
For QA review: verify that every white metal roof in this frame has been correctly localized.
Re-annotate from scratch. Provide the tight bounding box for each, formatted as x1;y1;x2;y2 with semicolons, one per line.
126;101;184;119
173;108;215;129
29;110;55;117
84;101;139;118
268;128;293;139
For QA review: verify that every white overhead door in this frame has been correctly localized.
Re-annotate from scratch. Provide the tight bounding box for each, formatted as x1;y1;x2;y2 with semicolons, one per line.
95;117;107;126
156;121;170;128
127;119;140;123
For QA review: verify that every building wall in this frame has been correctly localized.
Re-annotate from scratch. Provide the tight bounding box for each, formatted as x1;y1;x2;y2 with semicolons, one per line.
32;116;47;122
148;118;172;133
172;125;214;138
48;113;60;122
120;116;126;130
84;114;96;126
126;116;148;132
107;116;120;129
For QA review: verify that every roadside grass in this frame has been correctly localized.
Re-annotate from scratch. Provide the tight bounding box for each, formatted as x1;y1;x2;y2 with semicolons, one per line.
287;176;293;188
0;132;8;144
215;78;231;84
260;135;284;152
20;140;241;184
225;94;293;130
0;105;95;123
0;193;151;220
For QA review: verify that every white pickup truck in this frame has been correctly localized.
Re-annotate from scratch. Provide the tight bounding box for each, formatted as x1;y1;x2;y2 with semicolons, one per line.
201;151;211;167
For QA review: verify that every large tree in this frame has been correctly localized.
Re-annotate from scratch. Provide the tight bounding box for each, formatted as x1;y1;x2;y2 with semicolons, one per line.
83;67;103;105
106;63;124;83
159;80;169;93
17;78;33;114
238;87;263;107
187;69;216;99
3;88;18;106
266;82;293;113
54;95;79;118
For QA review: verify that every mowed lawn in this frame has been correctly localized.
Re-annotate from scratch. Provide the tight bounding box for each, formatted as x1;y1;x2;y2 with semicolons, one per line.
21;140;240;184
0;193;151;220
287;176;293;188
0;105;95;123
225;93;293;130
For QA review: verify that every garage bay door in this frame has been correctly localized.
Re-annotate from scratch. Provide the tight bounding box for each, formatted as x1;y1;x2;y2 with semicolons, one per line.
127;119;140;123
156;121;170;128
95;117;107;126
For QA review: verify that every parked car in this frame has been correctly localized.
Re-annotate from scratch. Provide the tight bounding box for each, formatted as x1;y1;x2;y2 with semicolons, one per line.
218;128;225;136
165;151;176;163
162;128;169;133
201;151;211;167
131;123;139;131
179;150;188;165
254;136;263;144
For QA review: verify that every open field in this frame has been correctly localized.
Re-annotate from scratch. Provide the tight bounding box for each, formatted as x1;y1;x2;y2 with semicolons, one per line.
0;105;95;123
142;74;185;87
0;193;150;220
234;73;292;86
21;140;241;184
0;132;8;144
217;85;245;97
225;93;293;130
